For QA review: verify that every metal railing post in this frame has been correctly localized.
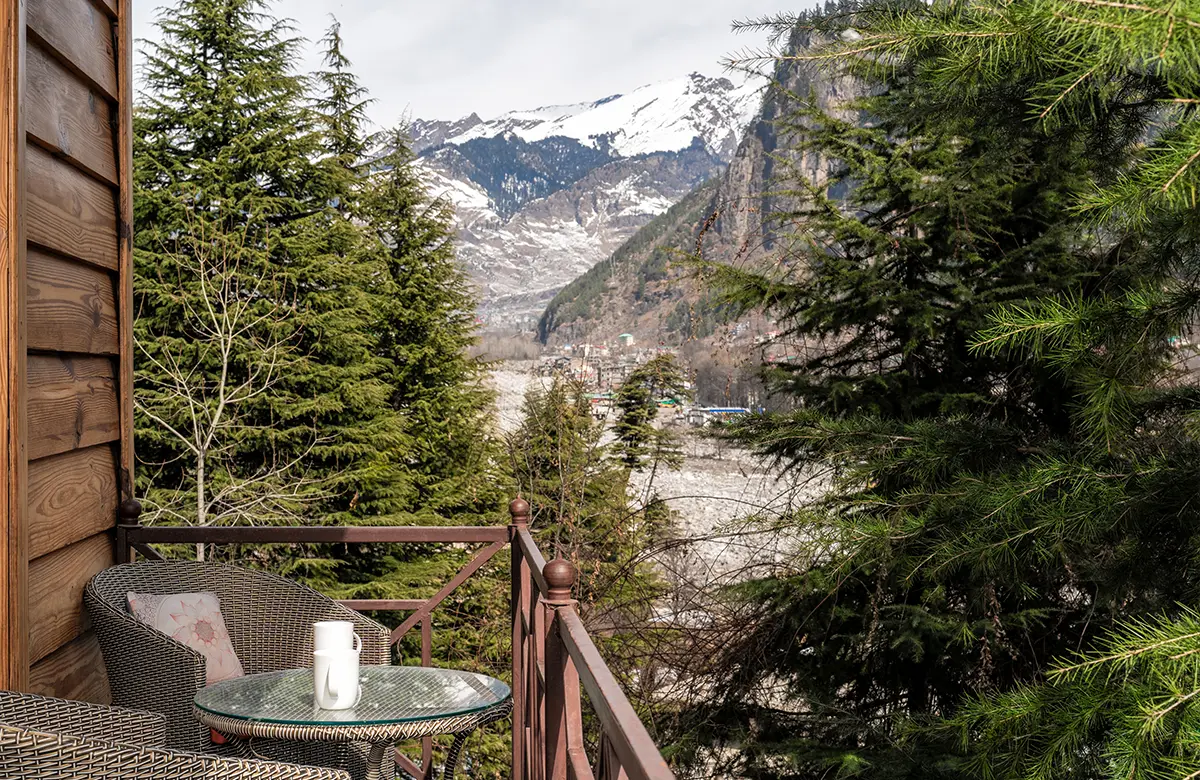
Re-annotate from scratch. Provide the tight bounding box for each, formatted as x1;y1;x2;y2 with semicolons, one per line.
543;558;578;780
115;496;141;564
510;498;530;779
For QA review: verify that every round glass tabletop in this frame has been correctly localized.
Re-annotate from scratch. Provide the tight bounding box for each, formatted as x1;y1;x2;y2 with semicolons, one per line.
194;666;511;727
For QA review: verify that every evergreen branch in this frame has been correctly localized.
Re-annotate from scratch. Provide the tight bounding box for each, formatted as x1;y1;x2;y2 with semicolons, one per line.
1161;144;1200;192
1039;65;1099;120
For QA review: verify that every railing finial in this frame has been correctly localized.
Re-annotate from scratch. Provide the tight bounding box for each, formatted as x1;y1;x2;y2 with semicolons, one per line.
543;558;577;603
509;497;530;526
118;497;143;523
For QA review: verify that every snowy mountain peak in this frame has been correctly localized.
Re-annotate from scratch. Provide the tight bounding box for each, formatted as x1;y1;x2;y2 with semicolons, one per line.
412;72;765;329
411;72;763;161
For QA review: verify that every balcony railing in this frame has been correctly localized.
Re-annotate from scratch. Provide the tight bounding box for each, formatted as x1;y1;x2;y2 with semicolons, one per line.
115;499;675;780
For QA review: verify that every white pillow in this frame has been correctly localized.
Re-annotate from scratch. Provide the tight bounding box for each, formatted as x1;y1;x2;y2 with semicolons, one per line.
126;591;245;683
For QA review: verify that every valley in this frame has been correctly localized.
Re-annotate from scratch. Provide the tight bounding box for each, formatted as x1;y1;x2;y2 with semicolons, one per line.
489;360;816;589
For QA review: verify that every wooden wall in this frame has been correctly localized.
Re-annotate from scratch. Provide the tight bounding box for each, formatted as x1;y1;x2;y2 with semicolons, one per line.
0;0;133;700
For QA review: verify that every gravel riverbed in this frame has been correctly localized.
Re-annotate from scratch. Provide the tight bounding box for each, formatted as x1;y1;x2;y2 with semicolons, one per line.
488;361;824;589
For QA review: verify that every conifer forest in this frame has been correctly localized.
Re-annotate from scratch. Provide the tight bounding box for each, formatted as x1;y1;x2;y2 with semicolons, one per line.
129;0;1200;777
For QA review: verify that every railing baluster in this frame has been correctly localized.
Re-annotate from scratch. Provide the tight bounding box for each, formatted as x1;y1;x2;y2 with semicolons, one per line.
597;732;628;780
511;498;530;780
421;615;432;777
535;570;547;780
543;558;579;780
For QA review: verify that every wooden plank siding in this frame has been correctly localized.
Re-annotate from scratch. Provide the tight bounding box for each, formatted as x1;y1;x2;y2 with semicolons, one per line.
27;631;110;703
26;355;119;461
25;144;119;271
27;445;117;561
25;0;117;100
27;532;113;664
6;0;134;698
26;248;119;355
26;40;118;186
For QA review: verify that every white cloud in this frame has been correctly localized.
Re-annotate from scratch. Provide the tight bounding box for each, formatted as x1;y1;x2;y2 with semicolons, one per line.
132;0;807;127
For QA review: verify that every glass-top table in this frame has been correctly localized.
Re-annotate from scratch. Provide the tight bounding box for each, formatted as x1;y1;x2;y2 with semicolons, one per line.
193;666;512;780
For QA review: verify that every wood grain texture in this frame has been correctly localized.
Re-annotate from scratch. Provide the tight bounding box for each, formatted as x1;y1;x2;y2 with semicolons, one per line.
26;41;117;185
26;0;117;99
28;445;117;560
26;248;118;354
26;355;118;461
28;630;110;703
25;143;118;271
115;0;133;486
27;531;112;663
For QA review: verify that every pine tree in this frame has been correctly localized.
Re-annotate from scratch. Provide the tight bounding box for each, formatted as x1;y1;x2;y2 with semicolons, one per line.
763;1;1200;777
510;375;667;641
314;17;373;195
134;0;327;530
613;354;690;471
361;130;503;523
292;17;411;525
674;5;1200;778
944;609;1200;779
134;0;409;536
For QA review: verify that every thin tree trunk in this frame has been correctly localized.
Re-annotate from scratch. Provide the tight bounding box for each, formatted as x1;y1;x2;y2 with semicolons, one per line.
196;452;206;562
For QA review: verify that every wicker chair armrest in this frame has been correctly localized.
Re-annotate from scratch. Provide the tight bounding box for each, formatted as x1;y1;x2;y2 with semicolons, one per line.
0;724;351;780
0;691;167;747
84;582;209;751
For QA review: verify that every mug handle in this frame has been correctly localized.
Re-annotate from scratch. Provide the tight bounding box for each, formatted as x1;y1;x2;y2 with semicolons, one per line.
326;660;355;699
353;632;362;652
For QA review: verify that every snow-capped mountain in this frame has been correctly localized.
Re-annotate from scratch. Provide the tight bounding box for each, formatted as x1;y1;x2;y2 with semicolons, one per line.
413;73;762;161
537;27;866;348
412;73;763;327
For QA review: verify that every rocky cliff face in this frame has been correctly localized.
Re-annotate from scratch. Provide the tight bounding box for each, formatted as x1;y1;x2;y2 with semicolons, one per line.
537;28;863;346
413;73;764;328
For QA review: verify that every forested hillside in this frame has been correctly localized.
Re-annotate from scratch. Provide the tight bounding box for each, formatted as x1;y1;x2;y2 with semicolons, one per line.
536;180;719;343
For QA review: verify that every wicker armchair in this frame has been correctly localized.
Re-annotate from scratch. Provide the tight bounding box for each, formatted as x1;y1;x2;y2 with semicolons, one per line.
84;560;391;769
0;690;349;779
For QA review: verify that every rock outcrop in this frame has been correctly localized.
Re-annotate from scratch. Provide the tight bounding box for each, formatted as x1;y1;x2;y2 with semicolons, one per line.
537;27;864;346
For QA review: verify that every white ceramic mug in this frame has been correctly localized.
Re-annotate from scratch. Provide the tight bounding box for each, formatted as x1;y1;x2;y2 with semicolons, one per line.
313;620;362;653
313;648;360;709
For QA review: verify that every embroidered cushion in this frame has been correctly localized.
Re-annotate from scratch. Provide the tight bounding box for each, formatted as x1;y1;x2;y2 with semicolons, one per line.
126;591;245;683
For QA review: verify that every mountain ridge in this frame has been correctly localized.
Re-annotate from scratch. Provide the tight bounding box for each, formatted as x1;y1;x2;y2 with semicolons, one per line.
412;72;765;327
535;27;864;346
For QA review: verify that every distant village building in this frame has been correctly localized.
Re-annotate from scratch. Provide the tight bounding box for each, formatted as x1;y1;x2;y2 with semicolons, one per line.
618;333;635;348
685;407;752;426
577;343;610;358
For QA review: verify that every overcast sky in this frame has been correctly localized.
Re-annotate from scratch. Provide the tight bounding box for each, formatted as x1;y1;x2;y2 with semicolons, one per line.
131;1;804;129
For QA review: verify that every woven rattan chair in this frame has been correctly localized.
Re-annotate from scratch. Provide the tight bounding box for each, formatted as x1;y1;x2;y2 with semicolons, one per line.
84;561;391;775
0;690;350;779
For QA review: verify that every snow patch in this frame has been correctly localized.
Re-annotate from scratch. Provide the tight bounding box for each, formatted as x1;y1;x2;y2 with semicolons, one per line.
431;72;764;160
